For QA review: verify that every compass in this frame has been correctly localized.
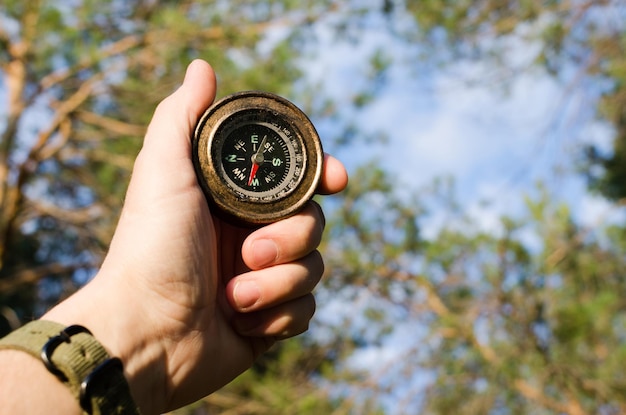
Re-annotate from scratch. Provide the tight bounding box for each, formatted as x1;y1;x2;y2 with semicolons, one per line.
193;91;324;226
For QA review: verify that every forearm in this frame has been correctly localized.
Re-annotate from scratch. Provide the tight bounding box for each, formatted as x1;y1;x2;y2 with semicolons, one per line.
0;350;81;414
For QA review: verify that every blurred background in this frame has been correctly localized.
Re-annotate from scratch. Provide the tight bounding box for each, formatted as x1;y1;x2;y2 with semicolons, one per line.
2;1;626;413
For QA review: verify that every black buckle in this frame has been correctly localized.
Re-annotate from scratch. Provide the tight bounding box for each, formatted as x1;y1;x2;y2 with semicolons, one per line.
40;325;92;381
79;357;123;414
40;325;126;414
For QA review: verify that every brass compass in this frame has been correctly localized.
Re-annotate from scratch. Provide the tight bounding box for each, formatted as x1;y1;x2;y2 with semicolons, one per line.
193;91;323;226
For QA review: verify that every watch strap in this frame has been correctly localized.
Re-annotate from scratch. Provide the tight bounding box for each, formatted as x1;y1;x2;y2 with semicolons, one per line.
0;320;140;414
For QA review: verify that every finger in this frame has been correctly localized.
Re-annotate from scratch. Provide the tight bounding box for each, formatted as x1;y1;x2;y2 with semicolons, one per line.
317;153;348;195
227;250;323;312
233;294;317;339
241;202;325;270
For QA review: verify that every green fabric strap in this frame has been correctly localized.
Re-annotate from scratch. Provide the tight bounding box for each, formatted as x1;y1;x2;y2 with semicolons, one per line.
0;320;140;415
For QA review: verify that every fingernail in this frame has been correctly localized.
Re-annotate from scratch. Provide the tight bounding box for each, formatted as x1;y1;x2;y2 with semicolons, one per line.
251;239;278;268
234;281;261;310
183;59;199;84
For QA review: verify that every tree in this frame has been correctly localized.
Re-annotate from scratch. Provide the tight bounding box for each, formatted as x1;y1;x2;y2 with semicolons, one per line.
321;166;626;414
308;2;626;412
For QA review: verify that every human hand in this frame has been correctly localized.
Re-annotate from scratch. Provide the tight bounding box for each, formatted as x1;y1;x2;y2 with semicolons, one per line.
43;60;348;413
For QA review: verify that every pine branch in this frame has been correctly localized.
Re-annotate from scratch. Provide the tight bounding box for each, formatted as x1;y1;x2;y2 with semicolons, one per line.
74;110;146;137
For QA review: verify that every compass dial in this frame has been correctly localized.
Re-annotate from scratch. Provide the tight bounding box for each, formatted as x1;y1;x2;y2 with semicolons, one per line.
215;119;303;200
193;91;323;226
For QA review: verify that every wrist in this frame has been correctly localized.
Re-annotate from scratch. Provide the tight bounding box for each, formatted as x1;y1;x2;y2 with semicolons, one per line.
42;273;167;415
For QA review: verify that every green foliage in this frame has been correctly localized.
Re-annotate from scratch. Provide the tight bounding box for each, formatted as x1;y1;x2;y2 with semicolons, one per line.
321;164;626;413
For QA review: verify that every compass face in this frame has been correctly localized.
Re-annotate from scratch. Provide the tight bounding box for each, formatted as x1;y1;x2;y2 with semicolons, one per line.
214;116;305;201
193;91;323;226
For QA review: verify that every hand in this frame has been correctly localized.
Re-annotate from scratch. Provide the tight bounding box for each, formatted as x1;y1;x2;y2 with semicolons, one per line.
43;60;348;413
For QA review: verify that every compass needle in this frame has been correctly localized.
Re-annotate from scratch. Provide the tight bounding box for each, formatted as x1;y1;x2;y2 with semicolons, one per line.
247;135;268;186
247;162;260;186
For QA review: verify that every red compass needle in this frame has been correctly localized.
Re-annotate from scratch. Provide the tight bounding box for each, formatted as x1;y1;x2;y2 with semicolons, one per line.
248;162;260;186
247;135;267;186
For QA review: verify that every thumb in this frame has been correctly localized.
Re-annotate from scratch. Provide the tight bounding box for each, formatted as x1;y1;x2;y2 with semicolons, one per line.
143;60;217;161
124;60;217;209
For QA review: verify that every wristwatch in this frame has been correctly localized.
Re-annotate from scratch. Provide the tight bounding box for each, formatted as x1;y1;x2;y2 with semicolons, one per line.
0;320;140;414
